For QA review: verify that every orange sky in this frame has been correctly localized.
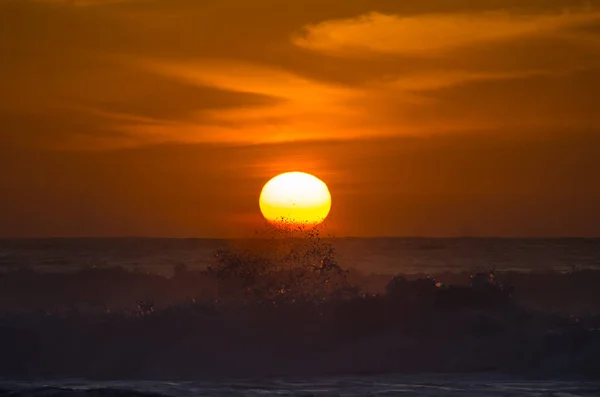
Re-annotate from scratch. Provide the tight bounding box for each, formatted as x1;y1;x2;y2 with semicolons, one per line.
1;0;600;237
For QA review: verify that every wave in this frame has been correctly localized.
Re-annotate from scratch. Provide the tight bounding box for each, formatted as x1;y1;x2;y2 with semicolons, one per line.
0;284;599;379
1;236;600;380
2;378;600;397
0;386;168;397
2;265;600;315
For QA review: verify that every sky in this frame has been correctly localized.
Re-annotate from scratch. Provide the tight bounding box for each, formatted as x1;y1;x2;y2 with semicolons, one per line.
1;0;600;237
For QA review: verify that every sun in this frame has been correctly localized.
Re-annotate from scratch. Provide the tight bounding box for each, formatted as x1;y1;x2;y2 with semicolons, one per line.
259;172;331;226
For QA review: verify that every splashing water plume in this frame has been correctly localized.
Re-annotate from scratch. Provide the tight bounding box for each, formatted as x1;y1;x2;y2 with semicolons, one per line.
208;220;356;304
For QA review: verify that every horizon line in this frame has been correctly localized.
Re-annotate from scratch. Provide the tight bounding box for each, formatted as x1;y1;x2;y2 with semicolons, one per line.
1;236;599;240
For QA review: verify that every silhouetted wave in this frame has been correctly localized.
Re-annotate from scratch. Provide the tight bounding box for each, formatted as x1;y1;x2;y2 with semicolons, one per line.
1;271;599;379
2;265;600;314
1;236;600;380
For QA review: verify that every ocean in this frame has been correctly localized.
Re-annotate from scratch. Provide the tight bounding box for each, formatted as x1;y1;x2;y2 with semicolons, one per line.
1;238;600;392
1;237;599;275
2;376;600;396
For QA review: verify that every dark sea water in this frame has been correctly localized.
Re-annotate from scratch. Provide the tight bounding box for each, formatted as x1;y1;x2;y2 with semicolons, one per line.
3;376;600;396
2;238;600;393
2;377;600;397
1;238;599;275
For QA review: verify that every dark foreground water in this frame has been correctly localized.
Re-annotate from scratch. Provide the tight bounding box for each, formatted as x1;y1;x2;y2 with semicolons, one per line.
2;376;600;396
1;238;600;389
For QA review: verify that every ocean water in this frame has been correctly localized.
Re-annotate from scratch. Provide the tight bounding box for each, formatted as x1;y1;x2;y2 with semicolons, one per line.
1;239;600;390
2;376;600;396
0;237;599;275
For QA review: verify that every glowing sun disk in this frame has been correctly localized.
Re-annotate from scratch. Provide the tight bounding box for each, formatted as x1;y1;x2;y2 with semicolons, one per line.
259;172;331;226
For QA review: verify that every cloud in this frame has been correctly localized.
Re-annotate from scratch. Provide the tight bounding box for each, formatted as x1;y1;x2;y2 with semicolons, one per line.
0;108;145;150
142;59;354;106
294;9;600;57
133;59;372;143
371;64;600;93
93;80;280;122
2;0;600;152
372;70;547;92
33;0;131;6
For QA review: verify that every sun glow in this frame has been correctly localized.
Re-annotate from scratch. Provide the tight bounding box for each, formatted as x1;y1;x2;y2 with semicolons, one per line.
259;172;332;226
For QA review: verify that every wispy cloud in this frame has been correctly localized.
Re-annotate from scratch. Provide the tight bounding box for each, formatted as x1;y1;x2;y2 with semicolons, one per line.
34;0;132;6
294;9;600;57
373;69;562;92
142;59;355;107
3;0;600;151
133;59;372;143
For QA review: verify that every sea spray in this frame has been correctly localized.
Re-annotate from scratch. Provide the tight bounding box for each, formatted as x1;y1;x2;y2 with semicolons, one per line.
208;220;357;304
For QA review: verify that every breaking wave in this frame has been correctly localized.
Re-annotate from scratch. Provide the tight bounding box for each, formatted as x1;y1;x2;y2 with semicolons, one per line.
1;227;600;380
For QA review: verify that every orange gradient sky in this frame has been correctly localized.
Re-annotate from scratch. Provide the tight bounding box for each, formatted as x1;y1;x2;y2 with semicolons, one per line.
1;0;600;237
